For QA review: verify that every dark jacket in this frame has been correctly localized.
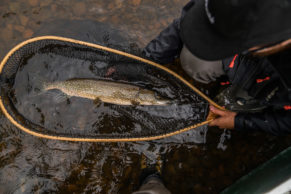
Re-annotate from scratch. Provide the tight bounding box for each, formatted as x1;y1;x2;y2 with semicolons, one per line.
223;52;291;135
143;0;291;135
143;0;195;64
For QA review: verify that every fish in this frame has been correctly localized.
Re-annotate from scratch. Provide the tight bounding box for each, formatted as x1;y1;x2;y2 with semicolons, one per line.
41;78;171;106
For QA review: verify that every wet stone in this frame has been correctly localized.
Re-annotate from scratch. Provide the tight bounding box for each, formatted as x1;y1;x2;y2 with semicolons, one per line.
40;0;52;7
108;2;115;10
23;29;33;39
19;15;29;26
29;0;39;7
97;16;107;22
51;4;57;12
1;28;13;40
27;20;39;30
37;7;52;21
154;22;161;29
114;0;123;9
129;0;142;7
111;15;119;24
6;23;13;31
9;2;20;12
2;12;16;19
14;25;25;33
32;8;41;15
72;2;86;16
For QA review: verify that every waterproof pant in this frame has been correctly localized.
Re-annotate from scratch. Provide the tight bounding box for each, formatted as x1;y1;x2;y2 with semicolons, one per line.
132;177;171;194
180;45;225;84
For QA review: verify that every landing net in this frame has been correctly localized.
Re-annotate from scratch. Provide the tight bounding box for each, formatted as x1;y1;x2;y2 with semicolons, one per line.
0;36;221;142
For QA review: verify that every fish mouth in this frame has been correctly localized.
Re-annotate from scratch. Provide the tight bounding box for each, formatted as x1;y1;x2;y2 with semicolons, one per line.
154;93;172;105
156;99;172;105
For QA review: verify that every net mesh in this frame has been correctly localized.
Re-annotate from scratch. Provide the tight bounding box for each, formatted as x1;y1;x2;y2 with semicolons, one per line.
0;37;209;140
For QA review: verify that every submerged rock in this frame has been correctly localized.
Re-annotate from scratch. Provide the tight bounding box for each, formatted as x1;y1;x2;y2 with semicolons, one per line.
40;0;52;7
14;25;25;33
28;0;39;7
72;2;86;16
19;15;29;26
23;29;34;38
9;2;20;12
1;28;13;40
130;0;142;7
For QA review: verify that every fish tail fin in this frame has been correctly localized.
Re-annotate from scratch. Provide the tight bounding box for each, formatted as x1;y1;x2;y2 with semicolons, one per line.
29;73;49;94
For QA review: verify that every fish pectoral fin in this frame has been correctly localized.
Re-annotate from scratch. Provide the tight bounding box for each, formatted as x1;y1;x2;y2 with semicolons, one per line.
93;97;102;107
134;88;141;98
131;89;142;106
30;88;56;98
53;92;69;103
130;100;140;106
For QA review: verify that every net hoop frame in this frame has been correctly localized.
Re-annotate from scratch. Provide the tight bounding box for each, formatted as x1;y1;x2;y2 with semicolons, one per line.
0;36;223;142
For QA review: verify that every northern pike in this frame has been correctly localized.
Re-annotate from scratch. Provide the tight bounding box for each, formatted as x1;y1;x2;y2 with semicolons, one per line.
42;79;171;106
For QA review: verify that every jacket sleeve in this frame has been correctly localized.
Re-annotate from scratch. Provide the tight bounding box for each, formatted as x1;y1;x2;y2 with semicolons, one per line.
142;0;196;64
235;110;291;135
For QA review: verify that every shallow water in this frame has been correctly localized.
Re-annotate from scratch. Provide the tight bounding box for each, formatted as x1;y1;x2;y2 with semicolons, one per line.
1;0;291;193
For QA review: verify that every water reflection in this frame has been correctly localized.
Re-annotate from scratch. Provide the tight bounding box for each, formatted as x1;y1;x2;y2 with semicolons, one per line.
0;0;291;194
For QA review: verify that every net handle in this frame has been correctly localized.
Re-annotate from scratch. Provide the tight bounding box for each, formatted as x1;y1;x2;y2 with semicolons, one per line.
0;36;224;142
